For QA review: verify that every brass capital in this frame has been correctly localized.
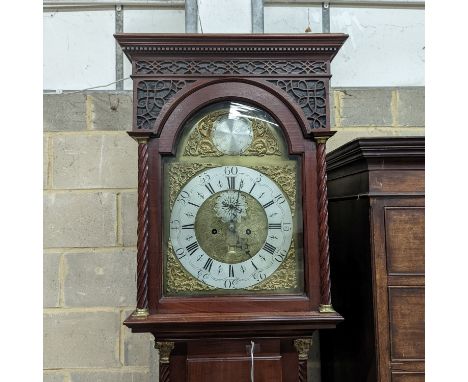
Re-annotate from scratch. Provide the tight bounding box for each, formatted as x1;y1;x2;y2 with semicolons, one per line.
135;137;148;144
294;338;313;360
155;341;175;364
315;137;329;145
319;304;336;313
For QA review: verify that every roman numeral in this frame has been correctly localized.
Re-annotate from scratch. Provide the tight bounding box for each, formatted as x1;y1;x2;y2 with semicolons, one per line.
263;200;274;209
227;176;236;190
251;261;258;270
205;183;216;194
203;258;213;272
186;241;199;256
188;201;200;208
182;223;195;230
268;223;282;230
263;242;276;255
249;183;256;194
229;265;235;277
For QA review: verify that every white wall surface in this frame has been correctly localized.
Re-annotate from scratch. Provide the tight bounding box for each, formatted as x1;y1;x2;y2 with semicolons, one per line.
198;0;252;33
43;4;425;90
330;7;425;87
123;8;185;89
264;6;322;34
44;9;116;91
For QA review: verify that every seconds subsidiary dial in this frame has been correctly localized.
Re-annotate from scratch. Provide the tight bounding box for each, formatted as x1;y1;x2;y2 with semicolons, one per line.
170;166;293;289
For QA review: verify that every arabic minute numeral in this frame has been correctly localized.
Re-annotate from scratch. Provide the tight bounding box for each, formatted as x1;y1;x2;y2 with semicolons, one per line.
282;222;292;231
274;194;286;204
254;271;266;281
224;166;238;175
175;248;185;259
224;279;238;289
274;250;287;263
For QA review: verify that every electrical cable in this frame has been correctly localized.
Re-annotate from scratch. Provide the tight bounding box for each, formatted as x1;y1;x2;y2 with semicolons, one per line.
250;340;255;382
43;76;131;95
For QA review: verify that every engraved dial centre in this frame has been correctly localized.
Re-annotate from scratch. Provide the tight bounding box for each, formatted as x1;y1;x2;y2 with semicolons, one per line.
212;115;253;155
196;191;268;264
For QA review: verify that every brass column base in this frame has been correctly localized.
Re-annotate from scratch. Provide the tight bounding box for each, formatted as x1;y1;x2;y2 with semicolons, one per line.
319;304;336;313
132;308;149;319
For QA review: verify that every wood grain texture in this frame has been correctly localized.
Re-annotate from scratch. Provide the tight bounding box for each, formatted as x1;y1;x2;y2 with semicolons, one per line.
388;287;425;360
385;208;425;275
392;373;425;382
321;137;425;382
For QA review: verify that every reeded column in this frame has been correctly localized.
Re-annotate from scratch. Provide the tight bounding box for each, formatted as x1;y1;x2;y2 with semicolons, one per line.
132;136;150;318
155;341;175;382
294;338;312;382
315;136;335;313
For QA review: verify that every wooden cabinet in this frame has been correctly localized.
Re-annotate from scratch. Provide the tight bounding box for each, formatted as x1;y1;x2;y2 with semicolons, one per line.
320;137;425;382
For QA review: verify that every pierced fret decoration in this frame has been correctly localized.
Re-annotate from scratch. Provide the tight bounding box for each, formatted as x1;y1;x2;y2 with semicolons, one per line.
135;60;327;76
268;80;327;129
136;80;196;130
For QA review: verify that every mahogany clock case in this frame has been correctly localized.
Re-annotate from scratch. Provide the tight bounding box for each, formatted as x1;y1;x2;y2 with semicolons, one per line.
115;34;347;338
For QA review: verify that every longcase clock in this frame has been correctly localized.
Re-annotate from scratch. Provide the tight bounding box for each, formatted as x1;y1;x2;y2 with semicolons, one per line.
115;33;348;382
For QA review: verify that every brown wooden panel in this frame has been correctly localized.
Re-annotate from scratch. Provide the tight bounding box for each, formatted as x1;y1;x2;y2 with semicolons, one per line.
392;372;424;382
370;170;424;193
187;357;282;382
385;207;425;275
388;275;425;287
388;287;425;360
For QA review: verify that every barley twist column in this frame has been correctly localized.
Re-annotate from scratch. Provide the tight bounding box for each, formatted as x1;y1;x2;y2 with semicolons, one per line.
315;136;335;313
155;341;175;382
294;338;312;382
133;137;150;318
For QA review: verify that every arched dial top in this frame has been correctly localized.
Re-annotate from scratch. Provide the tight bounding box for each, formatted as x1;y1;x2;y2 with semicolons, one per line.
170;166;293;289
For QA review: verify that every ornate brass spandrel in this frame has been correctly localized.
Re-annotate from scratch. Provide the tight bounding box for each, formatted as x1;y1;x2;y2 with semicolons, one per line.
183;110;281;157
184;110;224;157
252;164;296;216
166;240;215;293
168;162;216;209
246;241;298;291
